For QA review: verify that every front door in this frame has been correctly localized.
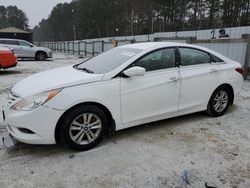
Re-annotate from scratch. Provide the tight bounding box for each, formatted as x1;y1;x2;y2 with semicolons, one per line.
121;47;180;124
17;41;34;57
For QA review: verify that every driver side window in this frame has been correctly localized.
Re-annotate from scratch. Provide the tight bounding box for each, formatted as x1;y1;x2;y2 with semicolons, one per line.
132;48;176;72
18;41;31;47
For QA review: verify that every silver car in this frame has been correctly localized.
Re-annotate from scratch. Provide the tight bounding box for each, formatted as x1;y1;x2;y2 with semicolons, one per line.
0;38;52;61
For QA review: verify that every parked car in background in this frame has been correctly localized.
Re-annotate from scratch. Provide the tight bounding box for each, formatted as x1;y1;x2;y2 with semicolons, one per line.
0;47;17;69
3;42;244;151
0;38;52;61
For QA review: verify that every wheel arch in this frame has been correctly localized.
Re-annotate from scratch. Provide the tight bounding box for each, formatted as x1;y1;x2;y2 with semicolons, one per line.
35;50;48;58
213;83;235;105
54;102;116;144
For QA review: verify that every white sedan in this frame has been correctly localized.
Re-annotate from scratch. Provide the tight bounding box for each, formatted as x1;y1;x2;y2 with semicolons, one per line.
3;42;244;150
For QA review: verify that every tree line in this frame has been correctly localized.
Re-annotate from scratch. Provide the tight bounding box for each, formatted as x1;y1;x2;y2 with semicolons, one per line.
0;5;29;30
33;0;250;42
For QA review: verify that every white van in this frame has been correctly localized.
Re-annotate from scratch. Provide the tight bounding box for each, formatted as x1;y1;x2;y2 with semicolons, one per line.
0;38;52;61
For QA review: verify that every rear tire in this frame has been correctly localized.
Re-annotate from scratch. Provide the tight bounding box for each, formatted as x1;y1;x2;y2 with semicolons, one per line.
35;52;46;61
207;86;232;117
60;105;108;151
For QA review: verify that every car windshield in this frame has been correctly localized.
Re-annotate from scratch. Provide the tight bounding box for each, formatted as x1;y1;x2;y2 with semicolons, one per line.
76;47;142;74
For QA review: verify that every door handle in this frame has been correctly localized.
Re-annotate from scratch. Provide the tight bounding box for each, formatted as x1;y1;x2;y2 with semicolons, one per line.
169;77;179;82
210;68;218;73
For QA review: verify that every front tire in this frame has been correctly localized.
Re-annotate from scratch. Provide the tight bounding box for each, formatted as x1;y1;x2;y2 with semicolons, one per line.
207;86;231;117
35;52;47;61
60;105;108;151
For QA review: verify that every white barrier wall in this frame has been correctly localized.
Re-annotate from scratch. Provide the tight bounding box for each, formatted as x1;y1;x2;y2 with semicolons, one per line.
154;26;250;40
195;42;248;66
36;26;250;70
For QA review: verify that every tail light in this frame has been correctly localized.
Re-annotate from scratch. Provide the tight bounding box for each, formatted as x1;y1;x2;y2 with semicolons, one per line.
235;68;244;76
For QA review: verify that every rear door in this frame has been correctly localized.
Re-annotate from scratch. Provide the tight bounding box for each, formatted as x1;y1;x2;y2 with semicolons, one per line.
1;40;19;55
0;40;6;46
178;47;221;112
121;47;180;124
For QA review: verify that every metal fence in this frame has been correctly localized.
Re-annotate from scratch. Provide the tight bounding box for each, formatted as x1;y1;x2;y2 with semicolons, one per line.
36;40;117;56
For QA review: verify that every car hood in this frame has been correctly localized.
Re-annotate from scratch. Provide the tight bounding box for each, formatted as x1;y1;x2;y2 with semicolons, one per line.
11;65;104;98
35;46;51;52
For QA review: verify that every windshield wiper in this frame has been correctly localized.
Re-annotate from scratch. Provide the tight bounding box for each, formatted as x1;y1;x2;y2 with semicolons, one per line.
75;66;94;74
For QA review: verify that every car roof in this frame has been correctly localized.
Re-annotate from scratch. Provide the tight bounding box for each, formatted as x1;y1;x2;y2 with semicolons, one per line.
118;41;232;63
0;38;24;41
118;42;193;50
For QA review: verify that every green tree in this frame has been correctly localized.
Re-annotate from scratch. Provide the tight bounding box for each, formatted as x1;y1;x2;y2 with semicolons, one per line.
33;0;250;42
0;5;29;30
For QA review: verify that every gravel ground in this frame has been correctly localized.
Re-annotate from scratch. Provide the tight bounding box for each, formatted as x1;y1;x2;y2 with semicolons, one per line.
0;53;250;188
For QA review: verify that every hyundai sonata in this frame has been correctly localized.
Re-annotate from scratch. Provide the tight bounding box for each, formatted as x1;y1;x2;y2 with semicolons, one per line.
3;42;244;150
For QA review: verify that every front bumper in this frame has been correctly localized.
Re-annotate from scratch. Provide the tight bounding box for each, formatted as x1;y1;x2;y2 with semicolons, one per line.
3;105;63;145
47;51;53;58
2;61;17;69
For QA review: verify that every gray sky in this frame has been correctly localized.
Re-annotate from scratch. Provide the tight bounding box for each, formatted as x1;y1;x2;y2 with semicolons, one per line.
0;0;72;28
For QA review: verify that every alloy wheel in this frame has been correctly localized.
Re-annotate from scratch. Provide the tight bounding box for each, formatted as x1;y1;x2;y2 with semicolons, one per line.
213;90;229;113
37;53;46;61
69;113;102;145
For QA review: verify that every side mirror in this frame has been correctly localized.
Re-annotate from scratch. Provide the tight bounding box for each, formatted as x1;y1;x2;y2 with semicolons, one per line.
123;66;146;77
30;44;34;48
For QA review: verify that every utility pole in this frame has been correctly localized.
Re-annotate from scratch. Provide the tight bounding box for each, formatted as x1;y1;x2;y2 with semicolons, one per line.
73;25;76;40
98;28;101;38
72;9;76;40
151;17;154;34
131;9;134;36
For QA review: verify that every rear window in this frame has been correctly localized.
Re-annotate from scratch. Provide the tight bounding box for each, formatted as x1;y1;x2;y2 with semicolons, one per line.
210;54;224;63
0;40;6;44
5;40;18;45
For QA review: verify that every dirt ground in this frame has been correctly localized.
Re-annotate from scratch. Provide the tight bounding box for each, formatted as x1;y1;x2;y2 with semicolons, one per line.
0;53;250;188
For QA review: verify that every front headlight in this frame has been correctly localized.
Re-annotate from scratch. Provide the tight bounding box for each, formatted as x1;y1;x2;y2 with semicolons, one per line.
11;89;61;111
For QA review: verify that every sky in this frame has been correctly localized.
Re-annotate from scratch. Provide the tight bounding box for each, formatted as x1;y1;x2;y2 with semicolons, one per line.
0;0;72;28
